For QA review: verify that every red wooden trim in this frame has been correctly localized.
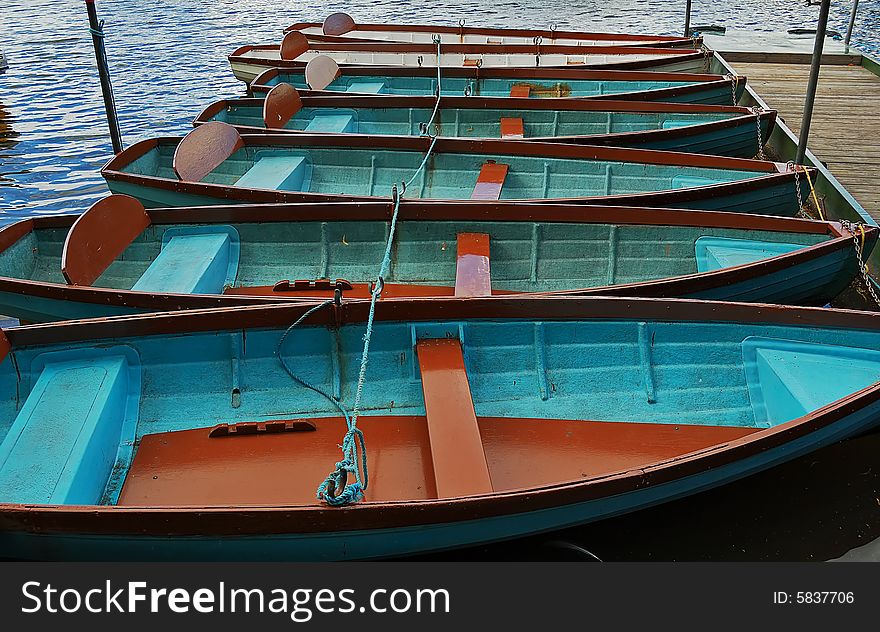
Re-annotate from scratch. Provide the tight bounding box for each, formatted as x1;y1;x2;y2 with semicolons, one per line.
285;21;691;45
417;339;493;498
202;95;755;116
264;39;700;56
263;83;302;129
172;122;243;183
0;330;10;366
500;117;524;139
455;233;492;297
61;195;151;286
128;132;782;172
471;162;509;200
0;218;34;255
224;282;458;299
323;12;355;36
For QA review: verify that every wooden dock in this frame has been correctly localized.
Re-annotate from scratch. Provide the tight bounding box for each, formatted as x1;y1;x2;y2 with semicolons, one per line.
731;62;880;221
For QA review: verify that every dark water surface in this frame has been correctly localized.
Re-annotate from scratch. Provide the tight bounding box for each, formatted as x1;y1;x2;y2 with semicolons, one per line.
0;1;879;560
1;0;878;220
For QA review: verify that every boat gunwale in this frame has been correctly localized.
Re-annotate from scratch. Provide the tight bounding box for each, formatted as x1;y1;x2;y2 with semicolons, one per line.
0;203;858;311
103;132;787;173
283;20;698;47
248;68;743;105
1;296;879;536
233;41;703;57
229;48;711;74
194;95;777;147
100;133;805;213
300;32;697;50
248;64;729;83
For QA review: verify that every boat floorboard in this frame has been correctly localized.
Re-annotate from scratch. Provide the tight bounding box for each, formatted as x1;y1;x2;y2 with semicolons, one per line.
732;62;880;221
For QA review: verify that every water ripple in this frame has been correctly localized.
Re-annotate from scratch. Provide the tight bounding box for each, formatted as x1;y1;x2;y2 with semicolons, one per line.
0;0;877;221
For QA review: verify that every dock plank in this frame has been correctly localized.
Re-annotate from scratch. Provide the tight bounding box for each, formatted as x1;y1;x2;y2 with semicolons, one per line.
734;62;880;219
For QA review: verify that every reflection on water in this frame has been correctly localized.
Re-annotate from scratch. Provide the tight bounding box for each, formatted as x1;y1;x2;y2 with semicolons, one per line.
0;102;21;187
0;0;877;222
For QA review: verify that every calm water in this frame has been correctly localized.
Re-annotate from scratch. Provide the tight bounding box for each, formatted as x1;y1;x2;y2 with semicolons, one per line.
0;0;878;220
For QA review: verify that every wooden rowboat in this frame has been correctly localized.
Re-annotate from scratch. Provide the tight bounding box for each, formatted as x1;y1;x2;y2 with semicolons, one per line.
249;64;745;105
199;88;774;157
101;122;813;214
3;296;880;560
286;13;700;48
229;32;710;84
0;195;869;322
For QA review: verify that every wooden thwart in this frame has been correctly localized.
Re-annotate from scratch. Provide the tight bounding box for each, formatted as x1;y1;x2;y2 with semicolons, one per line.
500;117;525;139
416;338;493;498
509;84;531;98
455;233;492;297
471;162;509;200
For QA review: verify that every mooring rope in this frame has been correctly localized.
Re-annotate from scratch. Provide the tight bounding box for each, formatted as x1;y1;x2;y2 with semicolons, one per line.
276;300;368;506
423;34;443;134
278;48;444;507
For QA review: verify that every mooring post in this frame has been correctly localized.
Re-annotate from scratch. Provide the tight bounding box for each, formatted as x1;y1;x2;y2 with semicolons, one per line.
85;0;123;154
684;0;692;38
845;0;860;50
795;0;831;165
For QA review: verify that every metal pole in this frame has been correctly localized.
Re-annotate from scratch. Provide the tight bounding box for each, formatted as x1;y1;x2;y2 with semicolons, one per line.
85;0;123;154
845;0;860;50
795;0;831;165
684;0;692;38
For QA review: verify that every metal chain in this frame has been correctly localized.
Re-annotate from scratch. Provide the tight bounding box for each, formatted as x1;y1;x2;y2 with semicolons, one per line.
700;43;711;72
788;161;810;218
841;219;880;307
725;73;737;105
752;106;766;160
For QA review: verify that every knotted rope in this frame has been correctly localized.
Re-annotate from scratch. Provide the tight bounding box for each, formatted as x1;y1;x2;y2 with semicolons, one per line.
280;43;444;506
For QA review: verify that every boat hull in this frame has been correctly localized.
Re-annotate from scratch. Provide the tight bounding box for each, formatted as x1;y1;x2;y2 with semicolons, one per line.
229;49;711;84
0;202;869;323
2;393;878;561
101;134;809;216
248;67;745;106
103;171;808;217
3;296;880;560
200;96;774;158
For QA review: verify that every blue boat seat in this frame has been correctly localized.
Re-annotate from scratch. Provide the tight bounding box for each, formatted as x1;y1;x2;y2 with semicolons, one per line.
743;337;880;427
235;155;308;191
695;237;803;272
0;350;139;505
304;113;356;133
345;81;385;94
131;227;240;295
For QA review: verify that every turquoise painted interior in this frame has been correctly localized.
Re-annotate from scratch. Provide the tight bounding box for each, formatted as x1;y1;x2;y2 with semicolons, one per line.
209;103;734;138
262;72;697;99
1;315;880;506
120;139;764;200
0;222;828;293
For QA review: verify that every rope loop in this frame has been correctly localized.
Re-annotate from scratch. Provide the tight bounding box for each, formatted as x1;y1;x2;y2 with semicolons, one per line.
309;54;442;507
88;19;106;38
